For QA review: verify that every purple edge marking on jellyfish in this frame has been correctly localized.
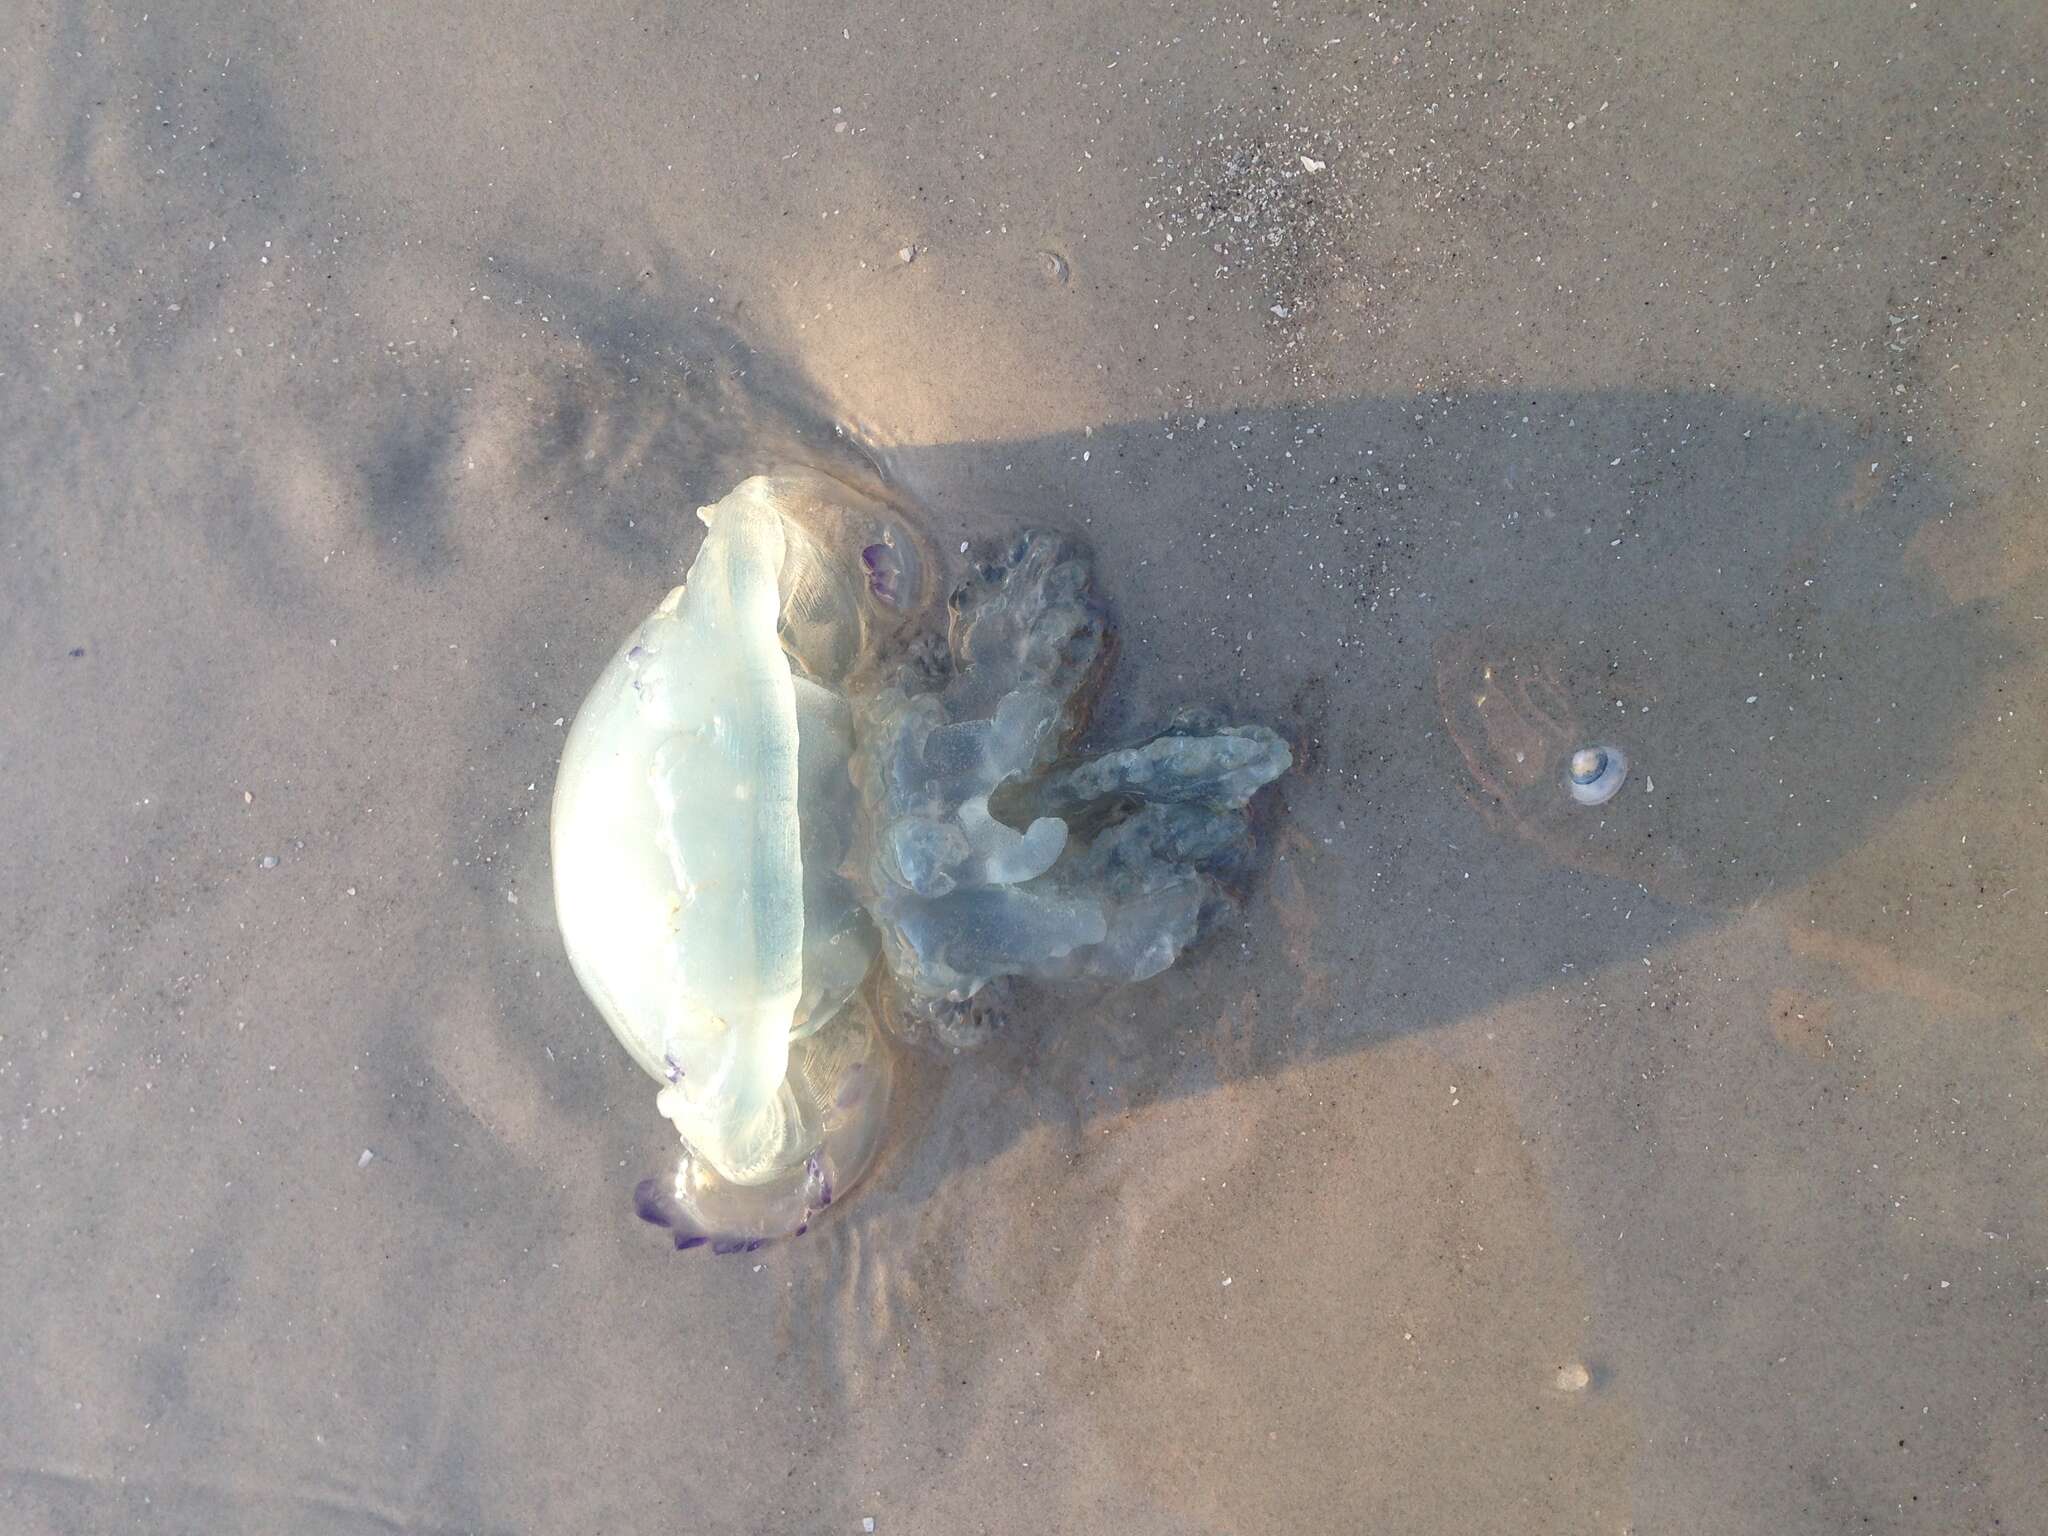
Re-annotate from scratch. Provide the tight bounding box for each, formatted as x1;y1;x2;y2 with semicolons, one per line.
633;1176;707;1250
635;1171;817;1256
862;544;902;606
632;1176;677;1227
805;1152;835;1211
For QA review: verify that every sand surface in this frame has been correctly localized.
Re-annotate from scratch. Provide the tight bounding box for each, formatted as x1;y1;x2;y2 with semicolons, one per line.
4;2;2046;1531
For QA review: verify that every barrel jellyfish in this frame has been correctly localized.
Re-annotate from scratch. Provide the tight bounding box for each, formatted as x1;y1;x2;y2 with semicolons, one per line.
552;471;1292;1251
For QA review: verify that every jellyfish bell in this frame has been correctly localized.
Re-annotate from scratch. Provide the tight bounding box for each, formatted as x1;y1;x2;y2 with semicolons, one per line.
551;472;921;1249
555;471;1292;1251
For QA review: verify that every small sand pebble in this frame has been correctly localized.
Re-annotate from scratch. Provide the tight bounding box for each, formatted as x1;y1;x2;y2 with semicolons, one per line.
259;855;279;869
358;1149;375;1169
1554;1362;1591;1392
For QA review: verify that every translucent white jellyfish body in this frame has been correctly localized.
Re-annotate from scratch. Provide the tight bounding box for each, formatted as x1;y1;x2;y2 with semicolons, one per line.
551;474;912;1249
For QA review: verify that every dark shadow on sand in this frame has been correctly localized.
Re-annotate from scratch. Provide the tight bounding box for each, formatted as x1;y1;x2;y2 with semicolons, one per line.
432;275;2008;1246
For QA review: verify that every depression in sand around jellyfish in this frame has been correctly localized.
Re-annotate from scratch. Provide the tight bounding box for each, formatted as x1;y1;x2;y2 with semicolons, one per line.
551;472;1293;1250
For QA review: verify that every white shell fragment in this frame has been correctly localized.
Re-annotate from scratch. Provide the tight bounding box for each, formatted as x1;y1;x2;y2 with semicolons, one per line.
1565;744;1628;806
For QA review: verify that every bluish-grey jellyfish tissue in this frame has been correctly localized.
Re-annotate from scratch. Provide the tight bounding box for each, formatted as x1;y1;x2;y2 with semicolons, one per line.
848;531;1292;1049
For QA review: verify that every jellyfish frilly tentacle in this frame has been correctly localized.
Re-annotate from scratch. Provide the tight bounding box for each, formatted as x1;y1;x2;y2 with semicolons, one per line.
847;530;1293;1049
551;472;1290;1250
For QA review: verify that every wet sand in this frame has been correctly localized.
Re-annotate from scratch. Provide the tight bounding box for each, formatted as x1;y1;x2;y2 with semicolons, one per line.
4;2;2045;1531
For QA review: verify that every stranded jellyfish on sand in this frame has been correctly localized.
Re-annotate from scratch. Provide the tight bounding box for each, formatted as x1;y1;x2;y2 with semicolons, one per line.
552;472;1292;1251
